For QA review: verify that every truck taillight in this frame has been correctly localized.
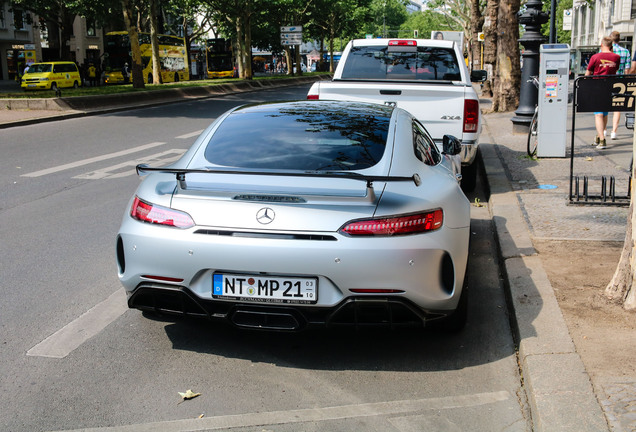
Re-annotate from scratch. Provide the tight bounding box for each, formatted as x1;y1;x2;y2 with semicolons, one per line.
463;99;479;133
307;94;319;100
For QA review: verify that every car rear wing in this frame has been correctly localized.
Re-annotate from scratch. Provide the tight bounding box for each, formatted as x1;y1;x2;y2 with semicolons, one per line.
136;164;421;198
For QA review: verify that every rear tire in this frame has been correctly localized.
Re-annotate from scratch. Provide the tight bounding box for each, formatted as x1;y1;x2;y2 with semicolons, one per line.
460;161;477;193
174;73;179;82
50;82;58;92
73;81;79;89
148;73;153;84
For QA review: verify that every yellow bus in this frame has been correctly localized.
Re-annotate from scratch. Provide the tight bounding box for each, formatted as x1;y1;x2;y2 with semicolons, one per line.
206;38;236;79
103;31;189;84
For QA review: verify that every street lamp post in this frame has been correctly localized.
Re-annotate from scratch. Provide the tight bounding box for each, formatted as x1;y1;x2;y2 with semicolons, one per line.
511;0;549;133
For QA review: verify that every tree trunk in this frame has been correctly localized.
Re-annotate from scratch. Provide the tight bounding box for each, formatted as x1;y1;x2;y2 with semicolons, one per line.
491;0;520;111
328;27;335;73
149;0;163;84
121;0;145;89
59;9;75;61
468;0;484;71
482;0;498;98
243;13;252;80
235;23;245;79
606;121;636;310
182;18;192;79
295;45;303;76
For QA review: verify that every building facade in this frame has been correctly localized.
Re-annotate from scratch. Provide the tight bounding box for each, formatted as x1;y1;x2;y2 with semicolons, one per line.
0;2;36;81
0;2;103;82
570;0;636;75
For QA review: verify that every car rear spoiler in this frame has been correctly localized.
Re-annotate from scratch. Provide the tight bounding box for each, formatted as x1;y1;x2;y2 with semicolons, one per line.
136;165;421;195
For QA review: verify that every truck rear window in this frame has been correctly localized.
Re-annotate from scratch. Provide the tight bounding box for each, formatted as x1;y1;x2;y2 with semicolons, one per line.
340;46;461;81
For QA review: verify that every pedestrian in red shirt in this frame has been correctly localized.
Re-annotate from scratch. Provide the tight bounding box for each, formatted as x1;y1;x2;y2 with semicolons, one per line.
585;37;620;149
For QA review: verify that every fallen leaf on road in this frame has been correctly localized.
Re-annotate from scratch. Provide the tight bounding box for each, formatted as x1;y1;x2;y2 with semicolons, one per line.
472;198;484;208
586;157;593;161
178;389;201;404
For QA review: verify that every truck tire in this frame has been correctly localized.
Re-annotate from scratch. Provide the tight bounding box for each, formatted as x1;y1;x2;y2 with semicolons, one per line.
460;161;477;193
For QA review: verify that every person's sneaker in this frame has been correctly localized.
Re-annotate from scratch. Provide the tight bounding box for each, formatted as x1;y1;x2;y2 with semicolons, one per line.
593;136;600;146
597;139;607;149
611;131;617;139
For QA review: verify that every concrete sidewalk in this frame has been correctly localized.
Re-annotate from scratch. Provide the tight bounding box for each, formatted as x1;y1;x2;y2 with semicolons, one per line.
480;99;632;431
1;81;633;431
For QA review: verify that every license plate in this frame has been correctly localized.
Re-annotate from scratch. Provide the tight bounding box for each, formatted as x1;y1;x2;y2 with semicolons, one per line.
28;84;36;87
213;273;317;304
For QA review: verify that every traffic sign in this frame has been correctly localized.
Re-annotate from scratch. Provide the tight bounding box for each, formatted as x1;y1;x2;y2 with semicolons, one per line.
281;33;303;40
280;26;302;33
281;39;301;46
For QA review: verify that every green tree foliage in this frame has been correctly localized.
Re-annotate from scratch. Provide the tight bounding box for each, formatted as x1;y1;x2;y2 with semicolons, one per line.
541;0;572;44
398;9;459;39
426;0;471;34
362;0;409;38
163;0;216;78
307;0;371;72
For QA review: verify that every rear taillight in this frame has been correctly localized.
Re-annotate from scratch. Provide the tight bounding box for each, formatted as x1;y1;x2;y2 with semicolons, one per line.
339;209;443;236
130;196;195;229
463;99;480;133
307;94;319;100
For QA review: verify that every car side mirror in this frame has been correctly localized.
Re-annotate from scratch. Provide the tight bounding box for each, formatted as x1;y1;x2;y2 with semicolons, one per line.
470;70;487;82
442;135;462;155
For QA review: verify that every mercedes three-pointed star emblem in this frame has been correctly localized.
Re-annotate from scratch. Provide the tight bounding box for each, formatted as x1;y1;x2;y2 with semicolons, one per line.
256;207;275;224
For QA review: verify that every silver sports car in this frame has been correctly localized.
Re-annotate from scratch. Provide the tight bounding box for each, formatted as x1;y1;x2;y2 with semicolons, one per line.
116;100;471;331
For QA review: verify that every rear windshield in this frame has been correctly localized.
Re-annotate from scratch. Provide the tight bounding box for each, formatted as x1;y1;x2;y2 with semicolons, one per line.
204;103;391;171
27;64;52;73
340;46;461;81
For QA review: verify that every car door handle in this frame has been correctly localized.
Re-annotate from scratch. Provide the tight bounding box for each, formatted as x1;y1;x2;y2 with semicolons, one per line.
380;90;402;95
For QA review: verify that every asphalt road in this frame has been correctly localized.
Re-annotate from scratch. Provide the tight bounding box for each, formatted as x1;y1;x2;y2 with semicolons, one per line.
0;85;530;431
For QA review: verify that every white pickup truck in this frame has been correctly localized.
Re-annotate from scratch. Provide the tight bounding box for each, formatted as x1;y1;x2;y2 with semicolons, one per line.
307;38;487;191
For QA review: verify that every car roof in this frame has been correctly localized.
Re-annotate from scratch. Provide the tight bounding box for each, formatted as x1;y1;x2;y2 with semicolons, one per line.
350;38;455;49
231;100;395;117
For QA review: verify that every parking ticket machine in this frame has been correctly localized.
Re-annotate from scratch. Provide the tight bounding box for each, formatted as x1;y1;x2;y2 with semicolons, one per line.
537;44;570;157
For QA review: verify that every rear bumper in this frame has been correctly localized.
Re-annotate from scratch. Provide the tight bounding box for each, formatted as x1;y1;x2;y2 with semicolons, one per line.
460;140;478;165
128;283;448;331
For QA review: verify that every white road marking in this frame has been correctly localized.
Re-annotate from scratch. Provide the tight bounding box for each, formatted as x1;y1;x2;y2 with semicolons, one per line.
175;130;204;139
27;289;128;359
22;142;167;178
53;391;510;431
73;149;186;180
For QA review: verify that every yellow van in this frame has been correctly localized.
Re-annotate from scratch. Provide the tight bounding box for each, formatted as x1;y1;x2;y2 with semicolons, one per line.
21;62;81;91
